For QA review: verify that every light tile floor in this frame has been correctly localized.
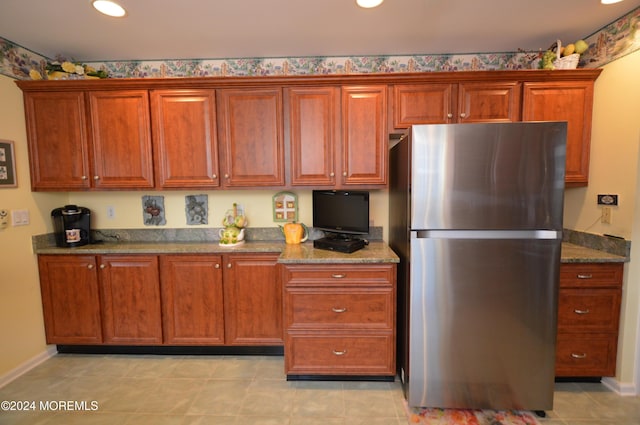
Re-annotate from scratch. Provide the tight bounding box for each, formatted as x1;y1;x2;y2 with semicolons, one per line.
0;354;639;424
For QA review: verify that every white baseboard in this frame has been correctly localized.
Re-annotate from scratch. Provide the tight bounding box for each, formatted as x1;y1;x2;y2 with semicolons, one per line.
601;376;638;396
0;345;57;389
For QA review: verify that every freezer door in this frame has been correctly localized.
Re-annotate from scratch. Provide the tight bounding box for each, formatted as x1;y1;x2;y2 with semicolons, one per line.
410;122;566;230
407;233;559;410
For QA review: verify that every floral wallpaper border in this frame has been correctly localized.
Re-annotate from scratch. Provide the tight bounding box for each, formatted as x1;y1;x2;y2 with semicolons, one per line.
1;7;638;80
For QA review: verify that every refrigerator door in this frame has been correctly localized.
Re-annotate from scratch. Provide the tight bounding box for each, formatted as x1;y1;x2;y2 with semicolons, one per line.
407;232;560;410
410;122;566;231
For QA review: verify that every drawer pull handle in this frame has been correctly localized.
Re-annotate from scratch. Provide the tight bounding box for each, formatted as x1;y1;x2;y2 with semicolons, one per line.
333;349;347;356
332;307;347;313
331;274;346;279
574;309;590;314
571;353;587;359
577;273;593;279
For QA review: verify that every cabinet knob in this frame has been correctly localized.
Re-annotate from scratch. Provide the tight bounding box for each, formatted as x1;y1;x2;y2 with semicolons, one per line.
93;176;100;180
212;174;217;179
342;172;347;177
87;264;94;269
81;175;88;180
215;264;220;269
227;263;232;269
332;349;347;356
460;112;467;118
577;273;593;279
224;174;230;179
447;113;453;118
571;353;587;359
99;264;106;269
332;307;347;313
330;172;335;177
574;309;590;315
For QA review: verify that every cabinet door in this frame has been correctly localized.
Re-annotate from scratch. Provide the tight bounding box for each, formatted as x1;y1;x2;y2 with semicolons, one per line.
23;91;91;190
522;81;595;187
223;254;283;345
457;82;521;123
342;85;388;186
160;255;225;345
37;255;102;344
99;255;162;344
217;88;285;187
151;90;220;188
88;90;155;189
391;83;455;128
286;86;340;186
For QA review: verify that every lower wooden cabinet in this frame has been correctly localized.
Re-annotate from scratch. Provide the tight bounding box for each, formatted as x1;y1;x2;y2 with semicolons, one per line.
100;255;163;344
38;253;282;346
160;255;225;345
282;263;396;377
556;262;623;377
38;255;103;344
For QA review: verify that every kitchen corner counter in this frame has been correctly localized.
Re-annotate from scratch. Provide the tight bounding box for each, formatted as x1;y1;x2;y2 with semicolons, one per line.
561;242;627;263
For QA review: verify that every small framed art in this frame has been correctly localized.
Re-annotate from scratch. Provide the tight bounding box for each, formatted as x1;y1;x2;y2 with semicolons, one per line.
0;140;17;188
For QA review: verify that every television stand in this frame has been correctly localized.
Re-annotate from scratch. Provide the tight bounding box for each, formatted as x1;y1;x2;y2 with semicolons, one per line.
313;235;367;253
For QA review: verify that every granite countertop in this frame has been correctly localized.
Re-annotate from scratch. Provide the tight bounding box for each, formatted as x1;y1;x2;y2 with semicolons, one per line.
34;240;400;264
32;228;627;264
561;242;627;263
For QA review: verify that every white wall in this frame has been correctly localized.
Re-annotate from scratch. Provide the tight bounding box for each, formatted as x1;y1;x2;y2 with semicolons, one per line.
563;50;640;390
0;75;67;379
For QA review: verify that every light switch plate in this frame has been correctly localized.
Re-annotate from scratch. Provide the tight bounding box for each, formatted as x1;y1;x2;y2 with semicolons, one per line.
11;209;30;226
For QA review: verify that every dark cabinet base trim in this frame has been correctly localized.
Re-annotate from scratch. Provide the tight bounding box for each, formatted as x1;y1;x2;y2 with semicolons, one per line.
286;374;395;382
56;345;284;356
554;376;602;383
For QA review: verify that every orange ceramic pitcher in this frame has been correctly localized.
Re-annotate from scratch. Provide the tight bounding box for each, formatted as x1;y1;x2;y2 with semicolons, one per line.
280;222;308;244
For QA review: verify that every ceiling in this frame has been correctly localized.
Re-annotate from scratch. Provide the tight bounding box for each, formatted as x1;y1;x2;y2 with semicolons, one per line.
1;0;639;63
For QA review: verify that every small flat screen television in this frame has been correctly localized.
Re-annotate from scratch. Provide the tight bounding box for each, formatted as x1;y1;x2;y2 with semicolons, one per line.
312;190;370;237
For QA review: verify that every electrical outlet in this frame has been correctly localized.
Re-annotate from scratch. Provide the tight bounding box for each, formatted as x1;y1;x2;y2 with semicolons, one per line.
601;206;612;224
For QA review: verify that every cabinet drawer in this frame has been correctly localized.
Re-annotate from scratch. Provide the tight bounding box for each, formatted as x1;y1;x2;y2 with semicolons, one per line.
555;333;617;377
282;264;394;287
285;333;395;375
560;263;623;288
557;289;621;332
285;288;394;329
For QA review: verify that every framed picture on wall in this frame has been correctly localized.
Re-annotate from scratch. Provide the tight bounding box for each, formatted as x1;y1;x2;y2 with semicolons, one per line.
0;140;17;188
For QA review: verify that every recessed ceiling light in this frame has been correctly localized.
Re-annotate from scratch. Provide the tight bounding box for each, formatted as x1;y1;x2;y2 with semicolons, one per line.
356;0;384;8
92;0;127;17
601;0;623;4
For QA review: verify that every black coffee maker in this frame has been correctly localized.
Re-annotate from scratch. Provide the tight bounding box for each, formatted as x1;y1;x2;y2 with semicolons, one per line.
51;205;91;247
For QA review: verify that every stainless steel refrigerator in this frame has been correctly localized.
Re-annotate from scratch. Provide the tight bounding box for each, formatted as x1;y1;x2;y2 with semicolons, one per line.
389;122;567;411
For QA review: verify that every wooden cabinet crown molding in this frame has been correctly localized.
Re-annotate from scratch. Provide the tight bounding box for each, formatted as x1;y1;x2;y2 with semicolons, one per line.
16;69;603;92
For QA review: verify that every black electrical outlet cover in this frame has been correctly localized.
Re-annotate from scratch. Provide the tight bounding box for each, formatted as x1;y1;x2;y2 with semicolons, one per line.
597;194;618;206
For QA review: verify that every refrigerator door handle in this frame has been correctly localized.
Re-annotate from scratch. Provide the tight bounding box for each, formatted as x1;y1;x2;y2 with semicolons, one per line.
414;230;561;239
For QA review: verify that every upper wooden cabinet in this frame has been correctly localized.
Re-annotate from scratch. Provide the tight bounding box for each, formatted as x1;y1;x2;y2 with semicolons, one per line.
151;89;220;189
17;70;601;190
87;90;155;189
22;89;154;190
342;85;388;186
217;88;285;187
285;86;340;186
522;81;595;187
23;91;92;190
391;81;521;129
